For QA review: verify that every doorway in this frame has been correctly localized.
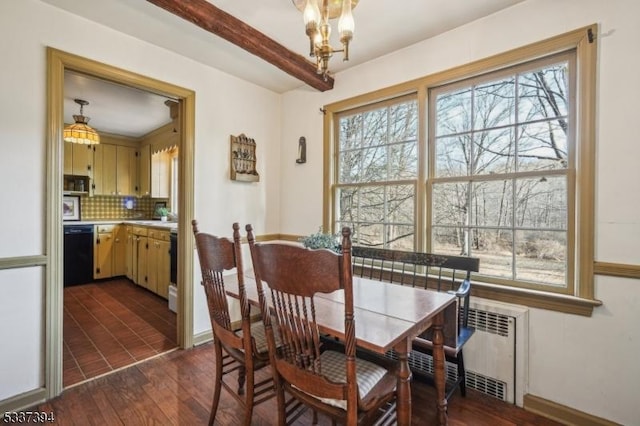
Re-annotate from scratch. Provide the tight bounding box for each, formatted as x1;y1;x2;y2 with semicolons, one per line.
46;48;196;398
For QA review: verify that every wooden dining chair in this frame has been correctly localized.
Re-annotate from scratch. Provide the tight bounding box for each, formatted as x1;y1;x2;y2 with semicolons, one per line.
192;220;274;426
246;225;398;425
352;246;480;400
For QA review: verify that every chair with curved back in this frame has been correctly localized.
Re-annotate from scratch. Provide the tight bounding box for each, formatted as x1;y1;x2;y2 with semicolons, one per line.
246;225;398;425
192;220;274;426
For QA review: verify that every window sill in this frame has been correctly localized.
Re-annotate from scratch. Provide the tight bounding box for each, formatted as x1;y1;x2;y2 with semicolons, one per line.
471;281;602;316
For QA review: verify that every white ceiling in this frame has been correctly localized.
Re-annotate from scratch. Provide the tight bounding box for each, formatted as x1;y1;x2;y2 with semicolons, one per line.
45;0;525;137
64;71;176;138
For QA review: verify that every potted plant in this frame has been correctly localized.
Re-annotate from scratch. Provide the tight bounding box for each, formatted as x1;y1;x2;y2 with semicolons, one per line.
299;227;340;252
156;206;169;222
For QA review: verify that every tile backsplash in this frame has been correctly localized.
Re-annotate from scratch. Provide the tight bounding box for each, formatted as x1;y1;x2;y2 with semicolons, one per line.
80;196;169;221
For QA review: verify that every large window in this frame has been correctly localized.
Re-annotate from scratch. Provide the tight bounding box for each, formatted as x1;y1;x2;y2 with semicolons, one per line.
335;96;418;250
326;27;597;311
430;53;574;292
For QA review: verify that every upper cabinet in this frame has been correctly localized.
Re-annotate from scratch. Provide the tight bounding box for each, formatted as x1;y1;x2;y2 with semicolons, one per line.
138;144;173;198
92;143;139;196
151;151;171;198
139;144;151;197
64;142;93;177
139;114;178;198
92;144;117;195
116;145;138;196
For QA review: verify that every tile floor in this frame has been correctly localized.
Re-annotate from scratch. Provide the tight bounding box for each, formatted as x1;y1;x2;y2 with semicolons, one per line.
63;278;177;388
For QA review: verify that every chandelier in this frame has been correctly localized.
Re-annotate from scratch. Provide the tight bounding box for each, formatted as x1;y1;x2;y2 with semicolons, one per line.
63;99;100;145
292;0;358;79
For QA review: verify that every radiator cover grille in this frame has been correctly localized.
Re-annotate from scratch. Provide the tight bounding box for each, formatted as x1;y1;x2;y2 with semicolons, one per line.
386;301;527;404
468;308;511;337
387;348;509;401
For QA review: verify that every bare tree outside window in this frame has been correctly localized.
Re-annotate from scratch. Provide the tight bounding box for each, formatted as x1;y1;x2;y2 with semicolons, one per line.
431;56;572;287
329;29;595;303
336;97;418;250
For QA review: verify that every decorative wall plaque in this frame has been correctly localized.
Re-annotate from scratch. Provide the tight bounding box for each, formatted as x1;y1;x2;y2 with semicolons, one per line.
230;133;259;182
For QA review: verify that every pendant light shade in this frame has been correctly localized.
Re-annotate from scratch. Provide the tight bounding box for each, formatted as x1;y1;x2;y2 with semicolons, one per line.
64;99;100;145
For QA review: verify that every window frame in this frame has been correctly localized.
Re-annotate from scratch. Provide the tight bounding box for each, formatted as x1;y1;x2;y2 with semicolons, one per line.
323;25;599;315
427;51;576;295
333;94;420;250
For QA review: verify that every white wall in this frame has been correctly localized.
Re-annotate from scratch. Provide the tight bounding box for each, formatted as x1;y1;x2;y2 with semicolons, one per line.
0;0;281;402
0;268;45;400
280;0;640;424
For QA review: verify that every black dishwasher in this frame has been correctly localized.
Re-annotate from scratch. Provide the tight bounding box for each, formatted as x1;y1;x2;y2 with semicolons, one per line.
63;224;94;287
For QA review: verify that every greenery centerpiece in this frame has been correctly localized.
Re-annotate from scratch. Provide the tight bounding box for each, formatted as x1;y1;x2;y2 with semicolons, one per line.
299;227;340;252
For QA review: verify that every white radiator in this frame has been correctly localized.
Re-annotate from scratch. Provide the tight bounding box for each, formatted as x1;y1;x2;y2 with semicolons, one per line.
390;297;528;406
465;298;528;405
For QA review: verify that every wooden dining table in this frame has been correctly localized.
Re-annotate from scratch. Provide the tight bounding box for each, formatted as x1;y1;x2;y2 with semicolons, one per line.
227;272;456;426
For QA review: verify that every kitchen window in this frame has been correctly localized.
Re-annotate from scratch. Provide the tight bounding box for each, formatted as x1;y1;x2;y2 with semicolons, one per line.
325;26;597;313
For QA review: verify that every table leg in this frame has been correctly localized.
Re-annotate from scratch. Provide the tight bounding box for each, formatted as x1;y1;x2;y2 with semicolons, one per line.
394;339;412;426
432;311;448;425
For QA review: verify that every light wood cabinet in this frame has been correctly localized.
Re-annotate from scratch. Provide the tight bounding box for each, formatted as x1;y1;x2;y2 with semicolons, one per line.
125;226;135;281
94;224;115;279
124;225;171;300
64;142;93;177
151;151;171;198
147;229;171;299
137;234;149;288
92;144;139;196
156;239;171;299
92;144;117;195
117;145;138;196
94;224;127;279
129;226;149;287
139;144;151;197
113;225;127;277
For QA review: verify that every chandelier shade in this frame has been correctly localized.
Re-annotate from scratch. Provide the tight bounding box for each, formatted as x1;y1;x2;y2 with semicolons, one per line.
292;0;359;79
63;99;100;145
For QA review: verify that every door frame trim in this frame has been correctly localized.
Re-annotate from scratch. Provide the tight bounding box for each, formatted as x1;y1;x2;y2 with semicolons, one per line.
46;47;195;398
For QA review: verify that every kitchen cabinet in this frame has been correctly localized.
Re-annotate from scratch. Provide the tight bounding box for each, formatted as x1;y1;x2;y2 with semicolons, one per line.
94;224;115;279
113;225;127;276
125;226;134;281
138;144;151;197
63;175;90;194
147;229;171;299
92;144;117;195
129;226;148;288
151;151;171;198
94;224;127;279
92;144;139;196
125;225;171;299
64;142;93;177
117;145;138;196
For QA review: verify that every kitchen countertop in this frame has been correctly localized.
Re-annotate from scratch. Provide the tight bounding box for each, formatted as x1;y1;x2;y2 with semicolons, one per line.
64;220;178;231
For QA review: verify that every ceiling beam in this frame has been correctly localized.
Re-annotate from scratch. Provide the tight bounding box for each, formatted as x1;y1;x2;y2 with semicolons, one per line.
146;0;334;92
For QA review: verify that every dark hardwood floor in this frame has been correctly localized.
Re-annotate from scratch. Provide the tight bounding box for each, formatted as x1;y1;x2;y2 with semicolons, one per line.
63;279;177;387
36;341;561;425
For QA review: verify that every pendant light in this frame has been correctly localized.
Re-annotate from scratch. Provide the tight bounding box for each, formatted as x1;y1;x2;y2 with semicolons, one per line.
293;0;358;79
63;99;100;145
